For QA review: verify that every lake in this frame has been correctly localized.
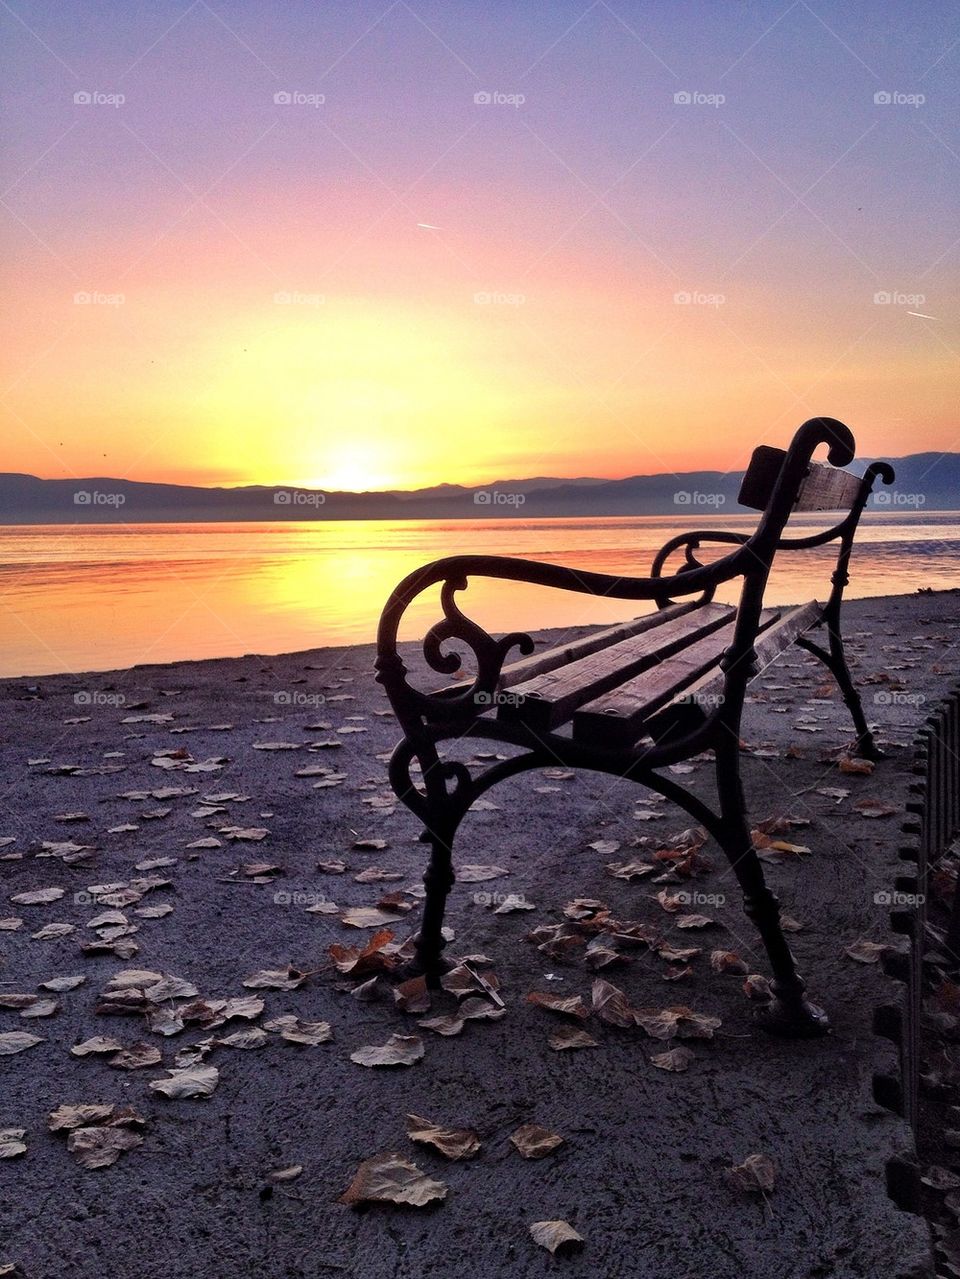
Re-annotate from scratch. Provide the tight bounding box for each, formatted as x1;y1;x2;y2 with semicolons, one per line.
1;514;958;677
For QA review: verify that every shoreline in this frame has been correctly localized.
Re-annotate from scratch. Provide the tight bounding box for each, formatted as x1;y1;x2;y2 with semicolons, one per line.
2;586;958;686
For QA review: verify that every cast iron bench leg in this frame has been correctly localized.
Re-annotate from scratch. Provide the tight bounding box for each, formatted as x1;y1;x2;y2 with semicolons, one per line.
714;738;830;1036
414;822;456;983
796;629;881;759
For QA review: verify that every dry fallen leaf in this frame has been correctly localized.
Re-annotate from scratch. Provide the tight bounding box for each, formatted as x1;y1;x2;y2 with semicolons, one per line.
242;965;309;990
109;1042;162;1070
725;1152;776;1196
67;1125;143;1169
742;974;774;1002
339;1152;447;1207
838;755;874;776
417;1014;465;1037
217;1027;269;1050
32;923;75;940
844;939;889;964
675;914;716;930
48;1104;119;1132
10;888;65;905
548;1026;598;1052
0;1129;27;1159
392;976;431;1014
341;906;406;929
606;860;656;881
852;798;898;819
40;974;86;992
457;865;509;882
0;1032;43;1056
591;979;636;1028
329;929;398;976
634;1006;721;1040
263;1015;333;1046
650;1046;694;1072
149;1065;219;1099
406;1114;481;1160
529;1220;584;1255
349;1034;424;1068
510;1123;564;1159
588;839;621;855
71;1036;124;1057
20;998;59;1018
526;992;590;1021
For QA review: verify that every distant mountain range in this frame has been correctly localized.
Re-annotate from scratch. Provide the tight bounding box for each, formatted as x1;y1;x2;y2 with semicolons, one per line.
0;453;957;522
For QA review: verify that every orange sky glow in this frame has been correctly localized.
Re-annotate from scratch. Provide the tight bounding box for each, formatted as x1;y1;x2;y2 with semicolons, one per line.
2;2;956;492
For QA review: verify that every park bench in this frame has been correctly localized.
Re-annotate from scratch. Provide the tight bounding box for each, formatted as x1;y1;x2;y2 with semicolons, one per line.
375;418;895;1036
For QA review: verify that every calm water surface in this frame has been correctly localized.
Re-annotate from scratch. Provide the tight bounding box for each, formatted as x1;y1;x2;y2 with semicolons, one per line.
0;514;958;676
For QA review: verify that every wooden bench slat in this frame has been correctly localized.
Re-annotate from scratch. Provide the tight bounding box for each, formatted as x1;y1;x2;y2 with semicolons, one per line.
572;608;780;748
498;601;700;690
739;445;862;513
499;602;735;731
644;599;824;745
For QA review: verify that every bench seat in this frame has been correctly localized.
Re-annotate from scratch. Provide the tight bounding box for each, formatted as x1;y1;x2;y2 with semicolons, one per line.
497;601;735;731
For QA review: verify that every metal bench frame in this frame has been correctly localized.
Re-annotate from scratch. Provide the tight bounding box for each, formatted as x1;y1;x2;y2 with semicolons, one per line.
375;418;895;1035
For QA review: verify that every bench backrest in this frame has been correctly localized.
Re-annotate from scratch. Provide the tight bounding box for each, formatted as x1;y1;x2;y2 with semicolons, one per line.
695;418;894;719
738;443;865;513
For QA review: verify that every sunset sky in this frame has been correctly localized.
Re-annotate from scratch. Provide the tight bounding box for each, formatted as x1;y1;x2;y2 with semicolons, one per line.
1;0;957;491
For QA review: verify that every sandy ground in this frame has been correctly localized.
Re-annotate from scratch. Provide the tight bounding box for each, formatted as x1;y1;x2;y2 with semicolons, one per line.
1;590;958;1279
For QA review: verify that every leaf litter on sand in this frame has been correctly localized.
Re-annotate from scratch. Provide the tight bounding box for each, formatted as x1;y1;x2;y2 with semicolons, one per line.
47;1104;147;1169
339;1153;447;1207
350;1034;424;1068
510;1123;564;1159
725;1153;776;1196
149;1065;219;1098
529;1221;584;1255
405;1114;481;1160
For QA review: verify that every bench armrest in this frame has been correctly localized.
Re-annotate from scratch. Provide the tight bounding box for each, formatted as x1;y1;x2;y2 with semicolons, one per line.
375;546;751;725
651;531;751;604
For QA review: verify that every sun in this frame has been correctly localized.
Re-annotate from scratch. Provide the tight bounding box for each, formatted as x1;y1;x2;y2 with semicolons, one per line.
314;443;394;493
